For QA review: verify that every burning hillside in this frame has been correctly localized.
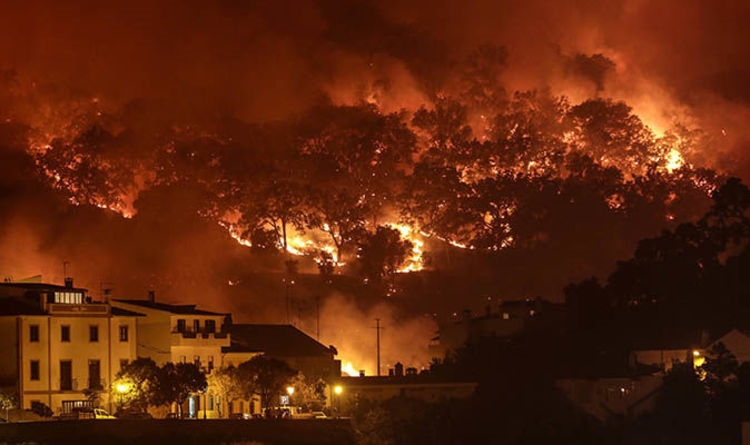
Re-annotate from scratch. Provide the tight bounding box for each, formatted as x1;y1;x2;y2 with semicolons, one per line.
0;0;749;372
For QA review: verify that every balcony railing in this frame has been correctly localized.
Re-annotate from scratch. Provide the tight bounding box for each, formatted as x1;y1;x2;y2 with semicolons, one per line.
171;327;229;339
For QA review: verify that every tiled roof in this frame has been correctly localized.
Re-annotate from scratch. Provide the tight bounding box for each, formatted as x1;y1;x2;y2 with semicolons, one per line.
224;324;334;358
114;299;227;316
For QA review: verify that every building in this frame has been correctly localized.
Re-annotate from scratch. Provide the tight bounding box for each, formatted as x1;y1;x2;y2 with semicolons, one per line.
223;324;342;417
429;298;563;358
225;324;341;383
556;374;663;422
0;279;141;414
337;364;477;414
110;293;230;418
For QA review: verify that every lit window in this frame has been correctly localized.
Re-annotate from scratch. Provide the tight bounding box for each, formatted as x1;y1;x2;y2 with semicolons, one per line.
502;313;510;320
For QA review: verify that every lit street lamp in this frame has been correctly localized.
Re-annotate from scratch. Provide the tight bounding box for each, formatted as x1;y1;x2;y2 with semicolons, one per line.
333;385;342;418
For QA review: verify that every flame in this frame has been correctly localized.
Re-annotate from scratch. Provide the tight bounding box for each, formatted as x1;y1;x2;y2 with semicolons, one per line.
341;361;361;377
664;148;684;173
386;223;425;273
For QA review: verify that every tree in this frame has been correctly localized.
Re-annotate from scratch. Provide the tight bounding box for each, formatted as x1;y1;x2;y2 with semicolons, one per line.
288;372;327;411
151;362;207;417
238;355;296;409
357;226;413;282
207;365;245;418
114;357;159;412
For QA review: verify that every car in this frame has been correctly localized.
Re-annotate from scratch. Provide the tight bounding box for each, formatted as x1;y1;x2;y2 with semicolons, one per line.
93;408;115;419
229;413;250;420
115;409;153;419
311;411;327;419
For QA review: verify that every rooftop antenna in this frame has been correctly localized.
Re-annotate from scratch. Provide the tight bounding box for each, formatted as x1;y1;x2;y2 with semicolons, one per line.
62;261;70;279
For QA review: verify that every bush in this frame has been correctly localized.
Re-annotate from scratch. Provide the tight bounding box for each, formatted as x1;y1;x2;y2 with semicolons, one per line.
30;401;53;417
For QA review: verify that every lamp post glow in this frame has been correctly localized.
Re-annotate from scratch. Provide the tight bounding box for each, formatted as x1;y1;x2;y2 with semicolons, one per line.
114;380;131;411
333;385;343;418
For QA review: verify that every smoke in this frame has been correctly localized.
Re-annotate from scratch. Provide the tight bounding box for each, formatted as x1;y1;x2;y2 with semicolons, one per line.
317;293;436;376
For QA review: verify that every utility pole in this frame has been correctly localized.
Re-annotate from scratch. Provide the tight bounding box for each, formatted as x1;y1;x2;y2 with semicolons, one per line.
375;318;382;376
315;295;321;341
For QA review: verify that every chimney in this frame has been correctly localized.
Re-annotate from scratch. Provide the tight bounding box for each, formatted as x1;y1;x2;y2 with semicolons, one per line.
103;288;112;304
359;370;365;377
64;277;73;289
148;290;155;303
394;362;404;377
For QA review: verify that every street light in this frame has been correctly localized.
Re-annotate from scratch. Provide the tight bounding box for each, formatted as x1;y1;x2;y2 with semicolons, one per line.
333;385;343;418
114;380;131;412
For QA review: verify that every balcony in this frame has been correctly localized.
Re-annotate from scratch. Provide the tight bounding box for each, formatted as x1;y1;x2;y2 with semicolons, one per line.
170;328;230;347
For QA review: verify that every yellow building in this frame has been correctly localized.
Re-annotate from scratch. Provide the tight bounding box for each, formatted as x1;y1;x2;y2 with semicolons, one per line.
0;280;140;415
111;294;230;418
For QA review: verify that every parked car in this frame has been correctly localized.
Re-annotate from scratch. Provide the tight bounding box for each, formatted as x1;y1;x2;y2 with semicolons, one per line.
93;409;115;419
229;413;250;420
115;409;153;419
311;411;327;419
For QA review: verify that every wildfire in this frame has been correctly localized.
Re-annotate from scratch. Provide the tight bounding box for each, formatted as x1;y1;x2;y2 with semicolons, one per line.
664;148;684;173
341;361;361;377
387;223;425;273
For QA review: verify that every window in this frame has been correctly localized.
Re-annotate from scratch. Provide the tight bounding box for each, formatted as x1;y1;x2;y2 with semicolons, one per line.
29;325;39;343
208;356;214;373
176;319;186;333
61;325;70;342
119;325;129;342
60;360;72;390
205;319;216;333
30;360;40;381
209;395;214;411
89;325;99;342
88;360;101;389
193;319;200;333
120;359;129;370
194;355;200;366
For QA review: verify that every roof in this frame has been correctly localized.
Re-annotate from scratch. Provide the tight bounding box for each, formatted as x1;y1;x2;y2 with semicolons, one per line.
111;307;145;317
225;324;334;358
0;297;46;316
341;375;477;386
114;299;226;316
0;282;87;295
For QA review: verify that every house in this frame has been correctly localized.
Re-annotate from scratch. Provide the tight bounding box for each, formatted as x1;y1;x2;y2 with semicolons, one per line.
337;363;477;414
429;298;563;358
0;279;140;415
556;374;663;422
222;324;342;417
224;324;341;383
110;293;230;418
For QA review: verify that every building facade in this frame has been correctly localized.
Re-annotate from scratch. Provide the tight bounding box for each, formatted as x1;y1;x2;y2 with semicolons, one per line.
0;280;140;414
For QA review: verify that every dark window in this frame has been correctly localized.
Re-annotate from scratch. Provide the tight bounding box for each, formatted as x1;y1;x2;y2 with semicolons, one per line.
60;360;72;390
119;325;128;342
208;356;214;373
61;326;70;342
205;320;216;333
30;360;40;381
88;360;101;389
177;319;186;332
29;325;39;343
193;319;200;333
194;355;200;366
89;325;99;342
